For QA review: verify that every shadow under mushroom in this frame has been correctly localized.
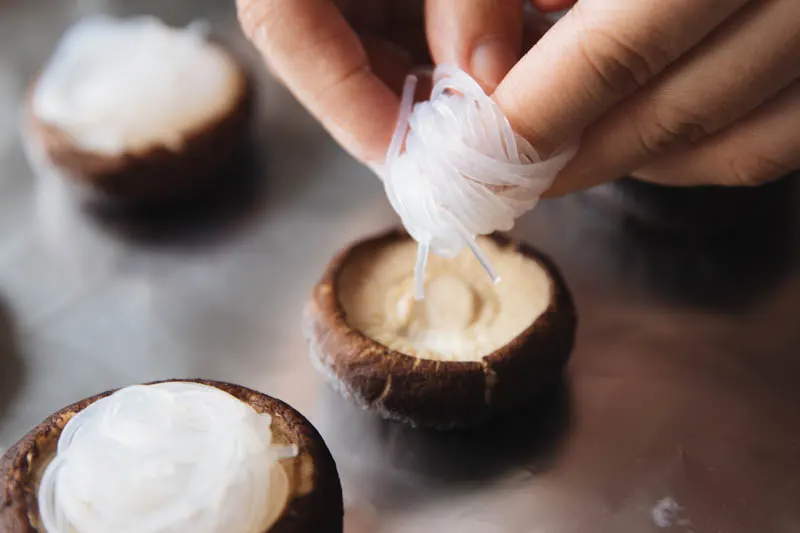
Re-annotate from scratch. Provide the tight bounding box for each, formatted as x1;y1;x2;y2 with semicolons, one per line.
81;139;267;250
0;295;25;428
516;175;799;311
581;174;798;237
317;377;572;510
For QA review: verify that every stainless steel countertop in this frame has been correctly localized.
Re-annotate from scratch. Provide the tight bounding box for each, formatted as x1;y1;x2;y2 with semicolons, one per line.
1;2;798;532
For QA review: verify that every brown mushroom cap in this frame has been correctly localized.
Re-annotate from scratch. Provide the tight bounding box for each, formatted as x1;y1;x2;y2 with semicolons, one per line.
25;40;254;206
0;380;343;533
304;229;577;430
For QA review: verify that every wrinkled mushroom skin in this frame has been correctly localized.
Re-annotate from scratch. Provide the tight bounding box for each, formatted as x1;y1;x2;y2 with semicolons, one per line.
304;229;577;430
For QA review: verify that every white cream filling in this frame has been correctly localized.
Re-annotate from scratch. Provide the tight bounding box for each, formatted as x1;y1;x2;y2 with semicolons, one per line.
339;238;552;361
37;382;296;533
31;15;242;156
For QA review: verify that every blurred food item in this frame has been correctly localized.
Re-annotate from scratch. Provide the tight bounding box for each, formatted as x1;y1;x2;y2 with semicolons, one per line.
26;15;253;205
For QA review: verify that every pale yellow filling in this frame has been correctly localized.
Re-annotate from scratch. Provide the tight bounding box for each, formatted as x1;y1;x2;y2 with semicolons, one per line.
338;237;551;361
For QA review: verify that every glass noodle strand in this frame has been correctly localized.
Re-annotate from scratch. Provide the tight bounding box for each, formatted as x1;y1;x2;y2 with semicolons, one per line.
38;382;297;533
383;65;577;299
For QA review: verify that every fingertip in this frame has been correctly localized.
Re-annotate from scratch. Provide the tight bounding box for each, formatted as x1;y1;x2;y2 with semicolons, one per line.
470;38;518;93
540;140;608;197
426;0;525;84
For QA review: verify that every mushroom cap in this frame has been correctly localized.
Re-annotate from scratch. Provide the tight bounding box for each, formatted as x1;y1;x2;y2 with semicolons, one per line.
26;17;254;205
304;229;577;429
0;380;343;533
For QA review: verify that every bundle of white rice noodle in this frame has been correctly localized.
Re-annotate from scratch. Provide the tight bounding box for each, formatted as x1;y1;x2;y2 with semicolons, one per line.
383;65;576;298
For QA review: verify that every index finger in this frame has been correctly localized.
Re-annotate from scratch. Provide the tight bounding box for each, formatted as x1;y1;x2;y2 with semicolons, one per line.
237;0;400;163
493;0;751;156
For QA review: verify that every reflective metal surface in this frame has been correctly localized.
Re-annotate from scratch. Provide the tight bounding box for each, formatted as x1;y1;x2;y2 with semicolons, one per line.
0;2;798;532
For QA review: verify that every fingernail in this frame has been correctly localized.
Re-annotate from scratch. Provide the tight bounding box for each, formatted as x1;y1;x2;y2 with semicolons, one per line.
470;39;517;93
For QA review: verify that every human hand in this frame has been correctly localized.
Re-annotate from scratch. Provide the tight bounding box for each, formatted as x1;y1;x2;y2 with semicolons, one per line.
236;0;560;166
484;0;800;194
236;0;422;165
238;1;799;193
